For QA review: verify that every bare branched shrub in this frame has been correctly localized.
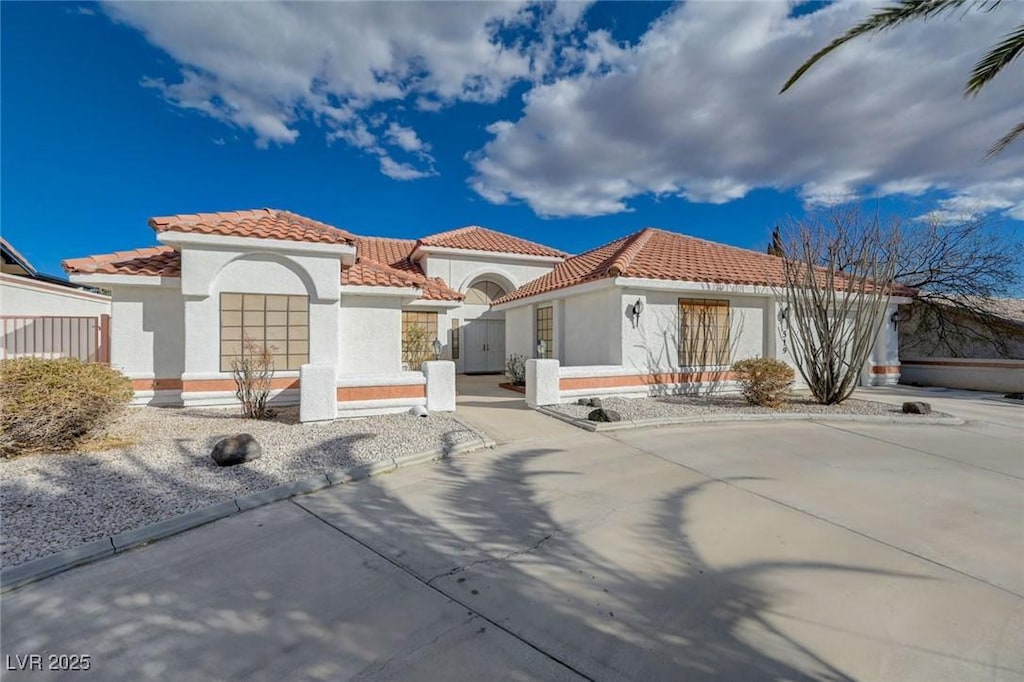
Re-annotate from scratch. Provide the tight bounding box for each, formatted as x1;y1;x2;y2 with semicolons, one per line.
893;217;1023;358
732;357;794;408
402;323;433;372
776;207;899;405
0;357;133;457
231;338;275;420
505;353;526;386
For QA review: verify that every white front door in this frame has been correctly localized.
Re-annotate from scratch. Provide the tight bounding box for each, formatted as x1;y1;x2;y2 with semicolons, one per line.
464;319;505;373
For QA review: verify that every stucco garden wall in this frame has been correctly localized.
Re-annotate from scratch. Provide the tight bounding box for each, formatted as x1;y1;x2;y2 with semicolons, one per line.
0;274;110;317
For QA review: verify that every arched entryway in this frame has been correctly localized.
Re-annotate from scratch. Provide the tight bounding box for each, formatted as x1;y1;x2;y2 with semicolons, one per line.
461;277;509;374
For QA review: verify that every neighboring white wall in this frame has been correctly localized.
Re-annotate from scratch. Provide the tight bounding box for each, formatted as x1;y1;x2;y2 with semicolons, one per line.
339;294;405;374
109;284;185;381
0;274;110;317
900;358;1024;393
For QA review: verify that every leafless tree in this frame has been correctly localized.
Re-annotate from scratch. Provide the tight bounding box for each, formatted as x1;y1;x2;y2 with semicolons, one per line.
775;208;900;404
890;216;1023;358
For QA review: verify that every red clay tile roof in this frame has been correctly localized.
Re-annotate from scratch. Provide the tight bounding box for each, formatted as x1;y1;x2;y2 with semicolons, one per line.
493;227;910;304
345;237;462;300
417;226;567;258
63;246;181;277
149;209;355;245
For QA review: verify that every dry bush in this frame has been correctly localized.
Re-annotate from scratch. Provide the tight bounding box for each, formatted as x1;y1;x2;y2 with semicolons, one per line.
505;353;527;386
403;324;434;371
231;338;276;420
731;357;795;408
0;357;133;457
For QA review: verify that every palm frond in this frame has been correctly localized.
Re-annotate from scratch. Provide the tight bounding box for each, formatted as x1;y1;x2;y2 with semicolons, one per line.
781;0;978;93
967;24;1024;95
986;120;1024;158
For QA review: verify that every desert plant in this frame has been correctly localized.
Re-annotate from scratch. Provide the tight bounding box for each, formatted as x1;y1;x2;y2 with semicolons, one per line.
403;323;434;371
0;357;133;457
231;338;276;419
776;207;900;405
731;357;795;408
505;353;526;386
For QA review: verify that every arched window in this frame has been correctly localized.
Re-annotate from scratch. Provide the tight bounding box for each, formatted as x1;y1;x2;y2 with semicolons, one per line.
464;279;507;305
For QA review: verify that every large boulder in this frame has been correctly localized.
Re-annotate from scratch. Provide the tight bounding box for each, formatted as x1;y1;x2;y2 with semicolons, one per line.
211;434;262;467
902;401;932;415
587;408;622;423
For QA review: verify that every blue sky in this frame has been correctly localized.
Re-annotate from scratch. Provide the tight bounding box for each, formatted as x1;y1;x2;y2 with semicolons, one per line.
2;1;1021;278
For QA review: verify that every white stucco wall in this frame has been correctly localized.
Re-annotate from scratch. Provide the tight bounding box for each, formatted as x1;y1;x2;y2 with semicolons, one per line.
619;290;767;372
505;305;534;362
181;247;341;382
0;274;110;317
561;288;621;366
419;252;556;296
108;284;185;380
339;294;405;374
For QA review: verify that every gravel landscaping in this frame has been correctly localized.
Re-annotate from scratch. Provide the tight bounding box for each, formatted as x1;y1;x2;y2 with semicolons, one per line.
549;394;953;423
0;406;483;568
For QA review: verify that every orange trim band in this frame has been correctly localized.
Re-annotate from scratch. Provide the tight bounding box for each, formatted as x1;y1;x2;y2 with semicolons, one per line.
132;378;183;391
901;359;1024;370
337;384;426;402
560;371;738;391
184;378;300;392
869;365;901;375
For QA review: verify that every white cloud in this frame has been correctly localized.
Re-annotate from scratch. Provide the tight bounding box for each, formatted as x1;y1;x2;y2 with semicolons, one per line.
104;0;589;179
385;123;429;154
379;156;435;181
470;1;1024;220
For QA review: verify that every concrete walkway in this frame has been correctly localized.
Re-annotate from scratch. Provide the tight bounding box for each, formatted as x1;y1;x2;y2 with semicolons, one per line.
455;374;578;445
2;385;1022;680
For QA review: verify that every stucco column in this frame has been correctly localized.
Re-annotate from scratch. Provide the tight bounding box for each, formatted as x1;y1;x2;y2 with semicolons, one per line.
865;302;901;386
526;359;560;407
423;361;456;412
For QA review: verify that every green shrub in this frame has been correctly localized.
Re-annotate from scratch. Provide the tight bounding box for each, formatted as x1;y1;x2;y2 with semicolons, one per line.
505;354;527;386
0;357;132;457
731;357;794;408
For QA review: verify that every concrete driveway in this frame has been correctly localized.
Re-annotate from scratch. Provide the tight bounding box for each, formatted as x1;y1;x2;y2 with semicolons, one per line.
2;387;1022;680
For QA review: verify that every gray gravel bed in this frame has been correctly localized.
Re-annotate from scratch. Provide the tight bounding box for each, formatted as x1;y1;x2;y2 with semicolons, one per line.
0;406;480;568
551;394;952;422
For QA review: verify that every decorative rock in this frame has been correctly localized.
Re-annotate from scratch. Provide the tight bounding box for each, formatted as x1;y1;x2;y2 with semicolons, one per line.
587;408;622;423
902;401;932;415
1004;392;1023;401
409;405;429;418
577;398;591;406
588;397;603;408
211;434;262;467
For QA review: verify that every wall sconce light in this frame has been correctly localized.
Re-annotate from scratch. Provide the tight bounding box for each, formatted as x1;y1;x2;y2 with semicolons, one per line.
432;338;442;359
890;310;901;328
631;298;644;328
537;338;547;358
778;306;789;323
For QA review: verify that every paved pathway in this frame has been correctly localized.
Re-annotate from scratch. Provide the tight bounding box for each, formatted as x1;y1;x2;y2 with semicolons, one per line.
2;383;1022;681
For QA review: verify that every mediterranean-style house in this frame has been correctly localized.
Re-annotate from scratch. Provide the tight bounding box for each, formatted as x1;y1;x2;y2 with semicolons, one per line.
62;208;907;414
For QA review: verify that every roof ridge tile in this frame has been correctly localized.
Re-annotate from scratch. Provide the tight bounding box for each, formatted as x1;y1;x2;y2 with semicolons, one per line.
606;228;654;277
